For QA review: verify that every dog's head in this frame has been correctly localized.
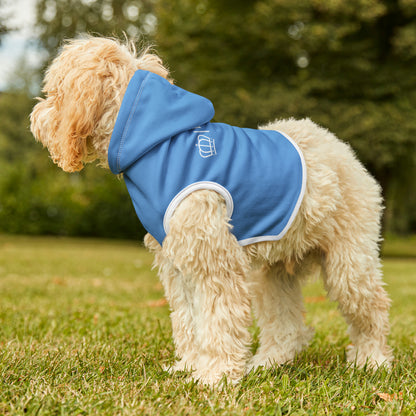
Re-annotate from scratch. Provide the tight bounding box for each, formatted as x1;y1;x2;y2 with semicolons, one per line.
30;36;169;172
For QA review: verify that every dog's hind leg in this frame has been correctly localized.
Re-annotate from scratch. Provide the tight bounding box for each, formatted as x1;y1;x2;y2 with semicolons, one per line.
322;242;393;368
248;262;314;371
162;190;252;385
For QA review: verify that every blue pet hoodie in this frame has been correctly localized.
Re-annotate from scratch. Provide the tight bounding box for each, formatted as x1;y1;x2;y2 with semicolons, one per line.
108;70;306;246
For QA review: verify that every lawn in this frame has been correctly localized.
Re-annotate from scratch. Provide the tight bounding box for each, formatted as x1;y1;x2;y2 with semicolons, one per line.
0;234;415;415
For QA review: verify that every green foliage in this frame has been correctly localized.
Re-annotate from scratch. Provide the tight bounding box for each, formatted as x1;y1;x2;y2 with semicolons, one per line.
0;235;416;414
0;164;145;239
0;91;144;239
382;233;416;257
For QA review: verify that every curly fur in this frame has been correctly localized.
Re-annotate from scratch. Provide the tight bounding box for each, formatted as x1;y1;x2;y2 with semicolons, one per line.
30;36;393;385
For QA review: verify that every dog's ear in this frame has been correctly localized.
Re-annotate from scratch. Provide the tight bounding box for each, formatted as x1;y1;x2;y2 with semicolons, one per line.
30;67;103;172
30;37;133;172
54;69;106;172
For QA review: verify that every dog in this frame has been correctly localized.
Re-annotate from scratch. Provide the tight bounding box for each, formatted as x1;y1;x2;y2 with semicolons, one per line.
30;36;393;385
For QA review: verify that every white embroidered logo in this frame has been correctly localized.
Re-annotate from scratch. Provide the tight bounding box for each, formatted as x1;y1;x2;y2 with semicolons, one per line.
194;127;216;158
197;135;216;158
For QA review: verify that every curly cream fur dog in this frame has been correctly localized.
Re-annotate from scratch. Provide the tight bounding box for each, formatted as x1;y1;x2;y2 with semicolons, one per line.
30;36;393;385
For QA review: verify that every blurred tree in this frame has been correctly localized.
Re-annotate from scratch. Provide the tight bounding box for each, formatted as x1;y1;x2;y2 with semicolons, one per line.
155;0;416;233
0;0;12;44
35;0;156;56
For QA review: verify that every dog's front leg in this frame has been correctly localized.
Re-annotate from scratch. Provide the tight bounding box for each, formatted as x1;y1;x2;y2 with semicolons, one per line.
162;190;252;385
145;233;199;372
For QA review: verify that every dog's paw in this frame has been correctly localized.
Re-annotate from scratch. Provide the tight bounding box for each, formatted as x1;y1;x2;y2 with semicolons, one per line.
163;359;194;374
246;352;292;374
248;327;314;373
191;368;241;387
346;344;393;370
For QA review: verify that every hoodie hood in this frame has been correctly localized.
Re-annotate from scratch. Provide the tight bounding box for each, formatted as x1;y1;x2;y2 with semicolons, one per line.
108;70;215;174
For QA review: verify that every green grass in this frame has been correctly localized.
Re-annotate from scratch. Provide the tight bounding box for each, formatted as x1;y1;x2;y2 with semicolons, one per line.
1;234;415;415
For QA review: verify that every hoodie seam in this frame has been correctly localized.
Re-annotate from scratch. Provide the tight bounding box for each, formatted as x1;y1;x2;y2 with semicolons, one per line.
116;72;151;172
163;181;234;236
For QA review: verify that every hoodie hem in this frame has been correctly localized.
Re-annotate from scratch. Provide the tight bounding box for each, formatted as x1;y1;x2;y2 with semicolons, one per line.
163;181;234;235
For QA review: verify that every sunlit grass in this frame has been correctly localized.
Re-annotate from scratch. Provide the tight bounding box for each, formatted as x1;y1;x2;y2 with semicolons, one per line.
1;234;415;415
